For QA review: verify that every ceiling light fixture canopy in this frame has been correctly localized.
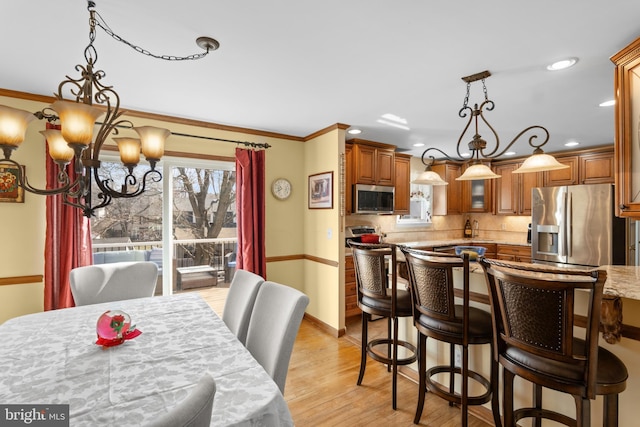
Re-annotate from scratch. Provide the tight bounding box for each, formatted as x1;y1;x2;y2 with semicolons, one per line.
418;70;568;182
0;0;219;217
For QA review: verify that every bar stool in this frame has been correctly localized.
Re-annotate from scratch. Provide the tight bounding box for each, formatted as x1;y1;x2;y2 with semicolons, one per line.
480;258;628;427
401;247;501;427
349;241;417;410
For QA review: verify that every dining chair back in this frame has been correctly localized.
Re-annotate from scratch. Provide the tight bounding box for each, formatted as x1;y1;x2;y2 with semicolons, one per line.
222;269;265;345
401;247;500;426
70;261;158;306
245;281;309;394
349;241;416;410
480;258;627;427
145;373;216;427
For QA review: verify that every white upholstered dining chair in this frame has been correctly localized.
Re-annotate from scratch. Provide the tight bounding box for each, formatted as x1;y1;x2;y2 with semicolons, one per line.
145;373;216;427
222;269;265;345
245;281;309;395
69;261;158;306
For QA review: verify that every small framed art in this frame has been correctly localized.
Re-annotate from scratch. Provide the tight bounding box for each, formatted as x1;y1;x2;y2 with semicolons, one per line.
308;171;333;209
0;165;24;203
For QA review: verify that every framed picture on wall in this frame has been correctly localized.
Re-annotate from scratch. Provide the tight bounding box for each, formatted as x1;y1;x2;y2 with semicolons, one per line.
308;171;333;209
0;165;24;203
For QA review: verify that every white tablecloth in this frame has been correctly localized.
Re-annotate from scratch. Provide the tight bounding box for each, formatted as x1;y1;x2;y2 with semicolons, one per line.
0;293;293;426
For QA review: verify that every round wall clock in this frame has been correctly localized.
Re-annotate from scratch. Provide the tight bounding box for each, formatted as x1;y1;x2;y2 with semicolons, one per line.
271;178;292;200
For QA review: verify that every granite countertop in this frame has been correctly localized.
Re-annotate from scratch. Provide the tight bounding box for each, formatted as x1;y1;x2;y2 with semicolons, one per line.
399;239;531;248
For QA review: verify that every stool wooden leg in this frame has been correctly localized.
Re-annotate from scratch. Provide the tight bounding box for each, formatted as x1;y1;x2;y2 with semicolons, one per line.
392;316;398;410
414;333;427;424
449;343;455;407
357;312;369;386
574;395;590;427
533;384;542;427
490;356;502;427
503;369;515;427
603;394;619;427
462;344;469;426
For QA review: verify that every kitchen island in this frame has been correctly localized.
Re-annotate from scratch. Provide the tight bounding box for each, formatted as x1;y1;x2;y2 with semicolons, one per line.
391;252;640;425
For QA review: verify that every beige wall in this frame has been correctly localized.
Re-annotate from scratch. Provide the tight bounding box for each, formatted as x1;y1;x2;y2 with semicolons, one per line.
302;128;344;332
0;96;47;323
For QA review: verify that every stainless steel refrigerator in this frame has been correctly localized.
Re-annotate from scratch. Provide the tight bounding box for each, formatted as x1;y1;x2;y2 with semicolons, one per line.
531;183;626;268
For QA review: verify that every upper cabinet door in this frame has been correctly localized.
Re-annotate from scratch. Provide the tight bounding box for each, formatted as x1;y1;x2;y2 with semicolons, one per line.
612;36;640;217
351;140;395;186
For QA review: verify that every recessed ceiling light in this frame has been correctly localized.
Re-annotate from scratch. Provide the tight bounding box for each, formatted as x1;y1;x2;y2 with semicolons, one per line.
599;100;615;107
565;141;580;147
546;57;578;71
504;151;516;156
460;152;471;158
413;143;424;147
347;128;362;135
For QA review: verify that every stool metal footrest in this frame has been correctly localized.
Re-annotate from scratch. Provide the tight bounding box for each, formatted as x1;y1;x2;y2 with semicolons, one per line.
366;337;417;366
425;365;493;406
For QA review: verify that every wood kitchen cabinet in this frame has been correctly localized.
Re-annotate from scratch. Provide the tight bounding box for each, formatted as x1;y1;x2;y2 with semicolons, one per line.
345;255;360;318
612;36;640;217
543;156;579;187
394;153;411;214
432;161;462;215
496;244;532;263
493;161;542;216
543;148;614;187
461;163;492;213
350;139;395;186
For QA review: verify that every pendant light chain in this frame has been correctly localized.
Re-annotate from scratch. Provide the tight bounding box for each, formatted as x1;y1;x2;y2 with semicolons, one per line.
90;4;214;61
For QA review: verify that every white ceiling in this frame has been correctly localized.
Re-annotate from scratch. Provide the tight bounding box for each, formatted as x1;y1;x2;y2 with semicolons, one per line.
2;1;640;159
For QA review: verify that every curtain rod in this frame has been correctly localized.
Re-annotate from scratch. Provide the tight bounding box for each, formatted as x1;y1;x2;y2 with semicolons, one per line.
169;131;271;149
36;112;272;150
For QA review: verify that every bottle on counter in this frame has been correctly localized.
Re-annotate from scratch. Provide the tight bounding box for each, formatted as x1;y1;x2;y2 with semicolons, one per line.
464;218;472;238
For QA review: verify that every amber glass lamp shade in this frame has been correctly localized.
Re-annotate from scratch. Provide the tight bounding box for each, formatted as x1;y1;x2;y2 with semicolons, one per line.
512;153;569;173
114;137;141;167
134;126;170;161
51;100;105;147
456;163;500;181
40;130;75;164
0;105;36;148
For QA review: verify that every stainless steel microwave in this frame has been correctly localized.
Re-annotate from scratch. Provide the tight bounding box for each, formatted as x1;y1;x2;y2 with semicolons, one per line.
354;184;395;214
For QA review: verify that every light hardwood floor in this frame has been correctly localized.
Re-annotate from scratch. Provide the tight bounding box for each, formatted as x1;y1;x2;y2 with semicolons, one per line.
196;286;493;427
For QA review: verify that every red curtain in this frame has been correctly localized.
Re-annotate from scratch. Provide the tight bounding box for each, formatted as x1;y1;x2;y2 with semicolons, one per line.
43;122;93;310
235;148;266;278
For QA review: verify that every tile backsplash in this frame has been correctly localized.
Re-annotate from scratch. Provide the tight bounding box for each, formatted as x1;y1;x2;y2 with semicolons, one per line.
345;213;531;244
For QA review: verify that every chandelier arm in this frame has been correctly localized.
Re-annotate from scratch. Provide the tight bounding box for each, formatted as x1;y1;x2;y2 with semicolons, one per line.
475;100;500;158
0;157;84;196
456;105;475;158
487;125;550;158
421;147;462;165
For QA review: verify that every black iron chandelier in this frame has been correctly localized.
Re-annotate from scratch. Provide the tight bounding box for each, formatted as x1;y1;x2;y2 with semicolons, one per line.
413;70;568;185
0;1;220;217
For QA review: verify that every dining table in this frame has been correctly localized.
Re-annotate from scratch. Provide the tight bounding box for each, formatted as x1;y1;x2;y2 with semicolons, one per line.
0;293;293;426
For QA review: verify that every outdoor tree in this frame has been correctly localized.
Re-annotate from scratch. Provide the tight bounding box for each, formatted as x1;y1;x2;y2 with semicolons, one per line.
173;168;236;265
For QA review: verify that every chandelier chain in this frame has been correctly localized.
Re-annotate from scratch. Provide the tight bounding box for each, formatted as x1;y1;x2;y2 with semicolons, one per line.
481;78;489;101
463;82;471;109
92;11;210;61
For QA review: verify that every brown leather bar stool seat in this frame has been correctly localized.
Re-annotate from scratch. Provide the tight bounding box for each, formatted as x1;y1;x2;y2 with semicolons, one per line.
480;258;628;427
349;241;417;410
401;247;501;427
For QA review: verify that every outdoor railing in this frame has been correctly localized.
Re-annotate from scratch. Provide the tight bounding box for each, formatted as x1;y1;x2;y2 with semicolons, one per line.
92;237;238;290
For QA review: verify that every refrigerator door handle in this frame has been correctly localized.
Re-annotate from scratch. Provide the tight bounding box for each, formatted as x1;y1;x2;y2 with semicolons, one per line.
566;192;572;258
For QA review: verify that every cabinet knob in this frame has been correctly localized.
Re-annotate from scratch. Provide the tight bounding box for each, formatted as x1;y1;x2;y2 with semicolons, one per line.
619;204;628;211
